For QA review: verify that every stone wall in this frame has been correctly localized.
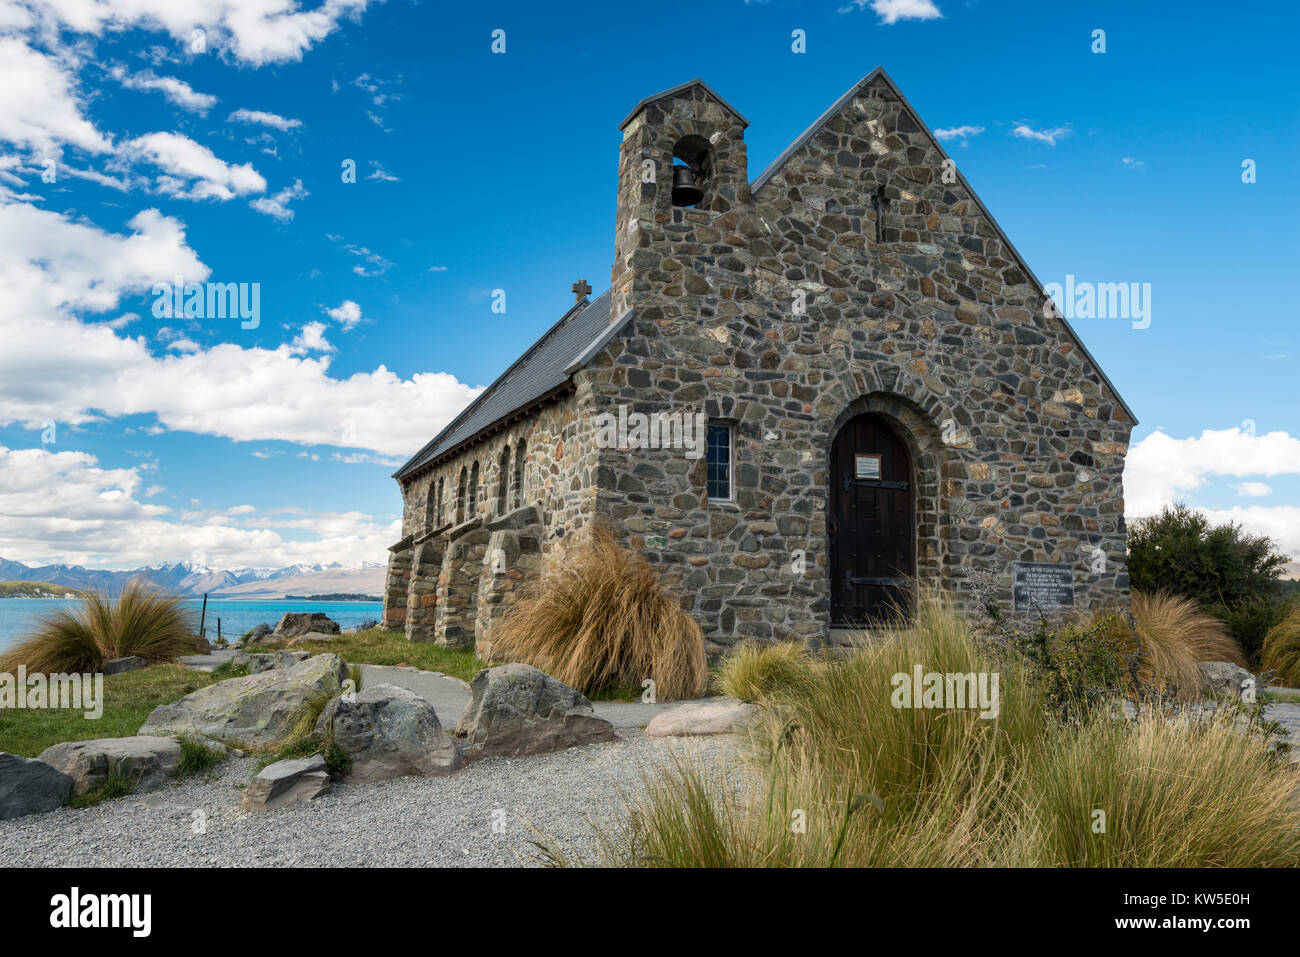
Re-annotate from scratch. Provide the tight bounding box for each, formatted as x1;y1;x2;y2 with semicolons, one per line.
583;75;1131;647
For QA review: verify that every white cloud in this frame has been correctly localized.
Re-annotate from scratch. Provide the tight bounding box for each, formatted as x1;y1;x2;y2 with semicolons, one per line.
1012;123;1072;146
289;320;334;354
0;37;111;154
1125;427;1300;517
933;124;984;143
118;131;266;200
1121;157;1145;170
1195;506;1300;566
840;0;943;23
1233;481;1272;497
27;0;374;68
250;178;307;220
0;445;397;568
110;66;217;113
325;299;364;330
367;161;398;182
228;108;302;131
0;200;481;458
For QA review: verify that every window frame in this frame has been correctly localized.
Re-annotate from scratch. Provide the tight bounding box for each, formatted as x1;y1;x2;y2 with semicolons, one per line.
705;421;734;504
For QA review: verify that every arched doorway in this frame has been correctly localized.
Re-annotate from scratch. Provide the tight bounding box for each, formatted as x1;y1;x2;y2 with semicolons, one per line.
829;413;915;625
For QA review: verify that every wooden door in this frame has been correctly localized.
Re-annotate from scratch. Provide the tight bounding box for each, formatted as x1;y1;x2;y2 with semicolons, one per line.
829;414;914;625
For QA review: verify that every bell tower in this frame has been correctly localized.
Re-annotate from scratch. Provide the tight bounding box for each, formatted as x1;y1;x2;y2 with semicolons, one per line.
610;80;751;322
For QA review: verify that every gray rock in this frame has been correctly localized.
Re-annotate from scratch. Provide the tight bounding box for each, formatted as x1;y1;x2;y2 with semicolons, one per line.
455;663;615;760
1199;661;1256;701
645;699;759;737
243;623;272;645
38;736;182;795
139;653;348;748
271;612;341;640
240;754;331;813
0;752;72;819
231;650;311;674
316;683;459;784
102;656;148;675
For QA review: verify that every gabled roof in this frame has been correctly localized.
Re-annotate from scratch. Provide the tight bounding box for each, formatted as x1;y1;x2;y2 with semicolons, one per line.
751;67;1137;425
618;78;749;131
396;69;1135;484
393;291;620;480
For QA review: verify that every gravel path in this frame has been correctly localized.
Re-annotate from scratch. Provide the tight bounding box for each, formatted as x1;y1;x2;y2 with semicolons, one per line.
0;729;738;867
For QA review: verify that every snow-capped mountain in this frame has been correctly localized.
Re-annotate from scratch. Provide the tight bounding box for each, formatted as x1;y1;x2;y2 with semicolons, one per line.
0;558;386;598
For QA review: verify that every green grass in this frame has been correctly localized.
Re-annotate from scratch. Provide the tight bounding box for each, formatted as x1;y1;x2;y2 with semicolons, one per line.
248;627;485;681
176;734;227;778
0;664;217;757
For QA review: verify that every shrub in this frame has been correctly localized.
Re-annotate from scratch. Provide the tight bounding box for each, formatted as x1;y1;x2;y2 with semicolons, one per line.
1085;591;1245;700
1262;608;1300;688
490;526;706;700
0;579;196;675
1126;503;1289;660
714;641;812;701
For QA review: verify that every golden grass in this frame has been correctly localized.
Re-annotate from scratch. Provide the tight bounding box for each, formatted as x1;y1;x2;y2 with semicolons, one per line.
558;589;1300;868
714;640;813;701
489;526;706;700
1262;607;1300;687
1090;590;1246;699
0;579;197;675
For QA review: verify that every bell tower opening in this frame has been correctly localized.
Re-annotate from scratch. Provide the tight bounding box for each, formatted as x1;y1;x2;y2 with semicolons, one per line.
671;134;712;208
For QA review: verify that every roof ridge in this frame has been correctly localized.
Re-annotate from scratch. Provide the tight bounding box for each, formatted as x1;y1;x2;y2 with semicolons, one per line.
618;78;749;131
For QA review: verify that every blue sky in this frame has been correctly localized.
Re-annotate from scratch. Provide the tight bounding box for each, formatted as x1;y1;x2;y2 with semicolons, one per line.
0;0;1297;571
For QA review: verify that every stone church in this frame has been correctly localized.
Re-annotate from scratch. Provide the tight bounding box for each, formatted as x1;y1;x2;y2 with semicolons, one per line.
382;68;1135;656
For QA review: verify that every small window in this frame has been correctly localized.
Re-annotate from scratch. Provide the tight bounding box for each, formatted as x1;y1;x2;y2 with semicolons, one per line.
468;461;479;516
706;423;732;501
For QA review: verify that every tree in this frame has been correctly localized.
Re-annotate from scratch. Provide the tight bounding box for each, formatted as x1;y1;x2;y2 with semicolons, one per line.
1126;503;1291;662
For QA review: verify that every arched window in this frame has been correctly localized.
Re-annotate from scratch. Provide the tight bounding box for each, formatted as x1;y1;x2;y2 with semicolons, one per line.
428;478;441;527
512;441;527;509
496;444;511;513
468;461;479;516
456;468;467;524
434;477;444;526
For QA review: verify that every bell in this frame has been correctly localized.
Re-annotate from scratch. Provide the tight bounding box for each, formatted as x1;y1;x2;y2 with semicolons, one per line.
671;165;704;207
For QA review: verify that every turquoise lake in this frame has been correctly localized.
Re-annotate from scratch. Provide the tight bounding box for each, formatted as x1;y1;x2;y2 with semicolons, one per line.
0;598;383;652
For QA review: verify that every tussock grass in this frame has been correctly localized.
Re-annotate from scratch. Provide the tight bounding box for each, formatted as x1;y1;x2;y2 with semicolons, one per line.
714;641;813;701
0;579;197;675
1022;710;1300;866
176;734;227;778
566;590;1300;868
490;526;706;700
1262;607;1300;687
1091;590;1246;699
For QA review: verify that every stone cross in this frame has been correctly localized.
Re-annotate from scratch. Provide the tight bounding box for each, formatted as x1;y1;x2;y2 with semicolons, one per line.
571;279;592;303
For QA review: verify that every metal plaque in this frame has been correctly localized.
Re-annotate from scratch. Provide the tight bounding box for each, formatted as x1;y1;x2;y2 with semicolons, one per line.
1012;562;1074;611
854;453;882;480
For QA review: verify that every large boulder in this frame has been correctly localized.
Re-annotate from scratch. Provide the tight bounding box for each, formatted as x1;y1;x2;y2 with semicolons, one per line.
1199;661;1256;701
455;664;615;760
38;736;183;795
231;650;311;674
241;754;331;813
139;653;348;748
645;699;759;737
315;683;459;784
0;753;72;819
272;612;341;641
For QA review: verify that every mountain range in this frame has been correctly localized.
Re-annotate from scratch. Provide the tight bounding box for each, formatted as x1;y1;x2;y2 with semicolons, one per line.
0;558;386;599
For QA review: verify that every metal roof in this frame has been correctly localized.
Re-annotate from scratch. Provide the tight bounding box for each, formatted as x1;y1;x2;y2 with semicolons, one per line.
393;291;616;480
